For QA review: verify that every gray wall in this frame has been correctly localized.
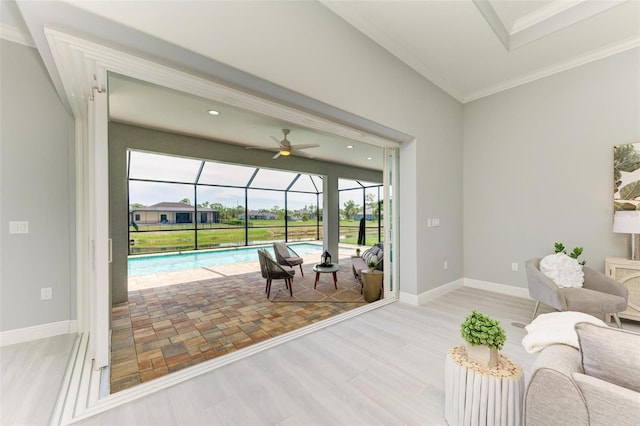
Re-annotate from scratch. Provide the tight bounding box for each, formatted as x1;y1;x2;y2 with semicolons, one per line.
0;39;75;331
109;122;383;303
463;48;640;290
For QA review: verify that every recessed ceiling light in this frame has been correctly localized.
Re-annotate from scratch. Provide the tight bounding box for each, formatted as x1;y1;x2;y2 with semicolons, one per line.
367;156;373;160
207;109;220;116
347;145;354;149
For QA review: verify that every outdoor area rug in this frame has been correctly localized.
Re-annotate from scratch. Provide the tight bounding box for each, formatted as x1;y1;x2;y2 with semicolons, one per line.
270;262;366;303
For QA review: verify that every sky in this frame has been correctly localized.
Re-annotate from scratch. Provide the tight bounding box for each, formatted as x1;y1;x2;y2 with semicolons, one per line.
128;151;380;210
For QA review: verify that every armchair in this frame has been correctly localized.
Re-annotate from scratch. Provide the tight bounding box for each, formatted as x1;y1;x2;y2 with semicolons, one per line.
257;249;295;298
525;258;628;327
273;242;304;276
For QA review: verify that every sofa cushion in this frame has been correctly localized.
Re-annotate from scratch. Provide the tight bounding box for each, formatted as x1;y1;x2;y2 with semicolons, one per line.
576;322;640;393
361;249;374;264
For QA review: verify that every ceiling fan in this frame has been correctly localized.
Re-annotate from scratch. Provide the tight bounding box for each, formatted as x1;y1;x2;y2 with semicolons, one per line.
248;128;319;159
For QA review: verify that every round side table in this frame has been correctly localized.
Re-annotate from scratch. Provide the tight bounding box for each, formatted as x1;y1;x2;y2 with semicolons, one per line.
444;345;524;426
312;263;339;289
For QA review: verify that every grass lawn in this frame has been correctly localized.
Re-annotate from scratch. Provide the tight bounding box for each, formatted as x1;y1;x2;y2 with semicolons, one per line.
129;219;382;253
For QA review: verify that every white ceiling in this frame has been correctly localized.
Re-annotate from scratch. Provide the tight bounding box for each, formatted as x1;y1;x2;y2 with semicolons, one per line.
108;74;386;169
323;0;640;102
2;0;639;169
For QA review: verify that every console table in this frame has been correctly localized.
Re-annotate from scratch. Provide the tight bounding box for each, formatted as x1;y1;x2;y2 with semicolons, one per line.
605;257;640;321
444;345;524;426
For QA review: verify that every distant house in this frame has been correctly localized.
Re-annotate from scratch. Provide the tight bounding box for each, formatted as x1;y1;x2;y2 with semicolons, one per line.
238;210;278;220
130;202;219;225
354;212;376;221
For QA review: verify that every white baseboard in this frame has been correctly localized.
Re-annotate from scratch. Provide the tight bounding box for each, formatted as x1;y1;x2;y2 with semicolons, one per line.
464;278;530;299
400;278;464;305
0;320;78;347
401;278;530;306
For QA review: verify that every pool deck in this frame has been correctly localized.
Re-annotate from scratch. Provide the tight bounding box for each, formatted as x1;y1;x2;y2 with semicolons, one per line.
112;245;365;393
127;261;257;291
127;244;362;290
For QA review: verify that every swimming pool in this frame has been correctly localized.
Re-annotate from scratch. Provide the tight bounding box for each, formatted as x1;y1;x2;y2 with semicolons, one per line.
128;243;323;276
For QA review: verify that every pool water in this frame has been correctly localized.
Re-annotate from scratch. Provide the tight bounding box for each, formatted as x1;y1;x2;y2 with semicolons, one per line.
128;243;323;276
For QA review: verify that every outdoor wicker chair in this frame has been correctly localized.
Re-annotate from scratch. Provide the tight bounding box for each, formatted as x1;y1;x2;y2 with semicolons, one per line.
273;241;304;277
257;249;295;298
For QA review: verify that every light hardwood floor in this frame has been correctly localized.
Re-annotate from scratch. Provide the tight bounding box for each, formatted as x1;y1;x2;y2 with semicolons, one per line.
5;288;639;425
0;333;78;426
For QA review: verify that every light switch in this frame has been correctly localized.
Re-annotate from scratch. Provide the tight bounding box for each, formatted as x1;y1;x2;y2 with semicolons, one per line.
9;221;29;234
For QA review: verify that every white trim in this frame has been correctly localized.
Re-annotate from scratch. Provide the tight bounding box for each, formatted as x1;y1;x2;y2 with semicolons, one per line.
400;278;465;306
68;298;397;422
464;278;530;299
401;277;531;307
0;23;35;48
473;0;628;51
0;320;78;347
464;38;640;102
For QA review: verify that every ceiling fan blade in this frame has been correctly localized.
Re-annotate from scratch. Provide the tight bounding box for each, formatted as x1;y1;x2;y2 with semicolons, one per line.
270;136;281;146
272;151;281;159
291;144;320;151
245;145;280;153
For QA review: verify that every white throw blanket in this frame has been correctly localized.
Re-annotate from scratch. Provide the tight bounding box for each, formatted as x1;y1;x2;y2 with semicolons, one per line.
540;252;584;288
522;311;606;353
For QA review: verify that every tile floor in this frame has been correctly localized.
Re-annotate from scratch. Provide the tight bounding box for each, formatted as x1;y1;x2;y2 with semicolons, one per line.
110;255;366;393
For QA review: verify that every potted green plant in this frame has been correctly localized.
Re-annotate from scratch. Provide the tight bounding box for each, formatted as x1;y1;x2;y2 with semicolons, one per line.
554;242;586;265
460;310;506;367
367;259;376;272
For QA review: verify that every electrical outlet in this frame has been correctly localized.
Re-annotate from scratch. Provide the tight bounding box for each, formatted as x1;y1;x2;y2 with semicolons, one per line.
41;287;52;300
511;262;518;272
9;221;29;234
443;260;448;270
427;218;432;227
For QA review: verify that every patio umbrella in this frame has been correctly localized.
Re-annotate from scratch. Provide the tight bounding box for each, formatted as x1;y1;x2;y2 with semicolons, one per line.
357;218;366;245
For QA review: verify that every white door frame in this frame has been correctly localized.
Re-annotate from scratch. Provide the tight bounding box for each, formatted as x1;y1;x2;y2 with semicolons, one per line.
383;147;400;299
88;89;110;369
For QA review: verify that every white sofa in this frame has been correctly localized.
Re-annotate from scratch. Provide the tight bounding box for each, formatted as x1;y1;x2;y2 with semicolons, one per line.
524;322;640;425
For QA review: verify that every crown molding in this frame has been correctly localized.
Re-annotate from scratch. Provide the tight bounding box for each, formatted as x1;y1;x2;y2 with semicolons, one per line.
0;22;34;47
475;0;629;51
464;37;640;103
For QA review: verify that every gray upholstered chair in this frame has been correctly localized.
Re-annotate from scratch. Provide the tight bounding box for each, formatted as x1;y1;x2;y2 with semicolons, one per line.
273;242;304;276
257;249;294;298
525;258;628;328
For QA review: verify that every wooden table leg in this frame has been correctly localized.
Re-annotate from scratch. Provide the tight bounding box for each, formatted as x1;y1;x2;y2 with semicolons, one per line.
332;272;337;289
314;272;320;289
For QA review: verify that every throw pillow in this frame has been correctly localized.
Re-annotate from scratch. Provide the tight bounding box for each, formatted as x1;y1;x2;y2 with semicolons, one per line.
539;252;584;288
576;322;640;393
521;311;605;353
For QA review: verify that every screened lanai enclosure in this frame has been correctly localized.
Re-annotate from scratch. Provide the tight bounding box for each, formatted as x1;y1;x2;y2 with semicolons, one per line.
128;151;383;254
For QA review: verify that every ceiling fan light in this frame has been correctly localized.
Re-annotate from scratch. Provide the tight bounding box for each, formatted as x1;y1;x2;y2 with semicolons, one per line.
280;150;291;156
